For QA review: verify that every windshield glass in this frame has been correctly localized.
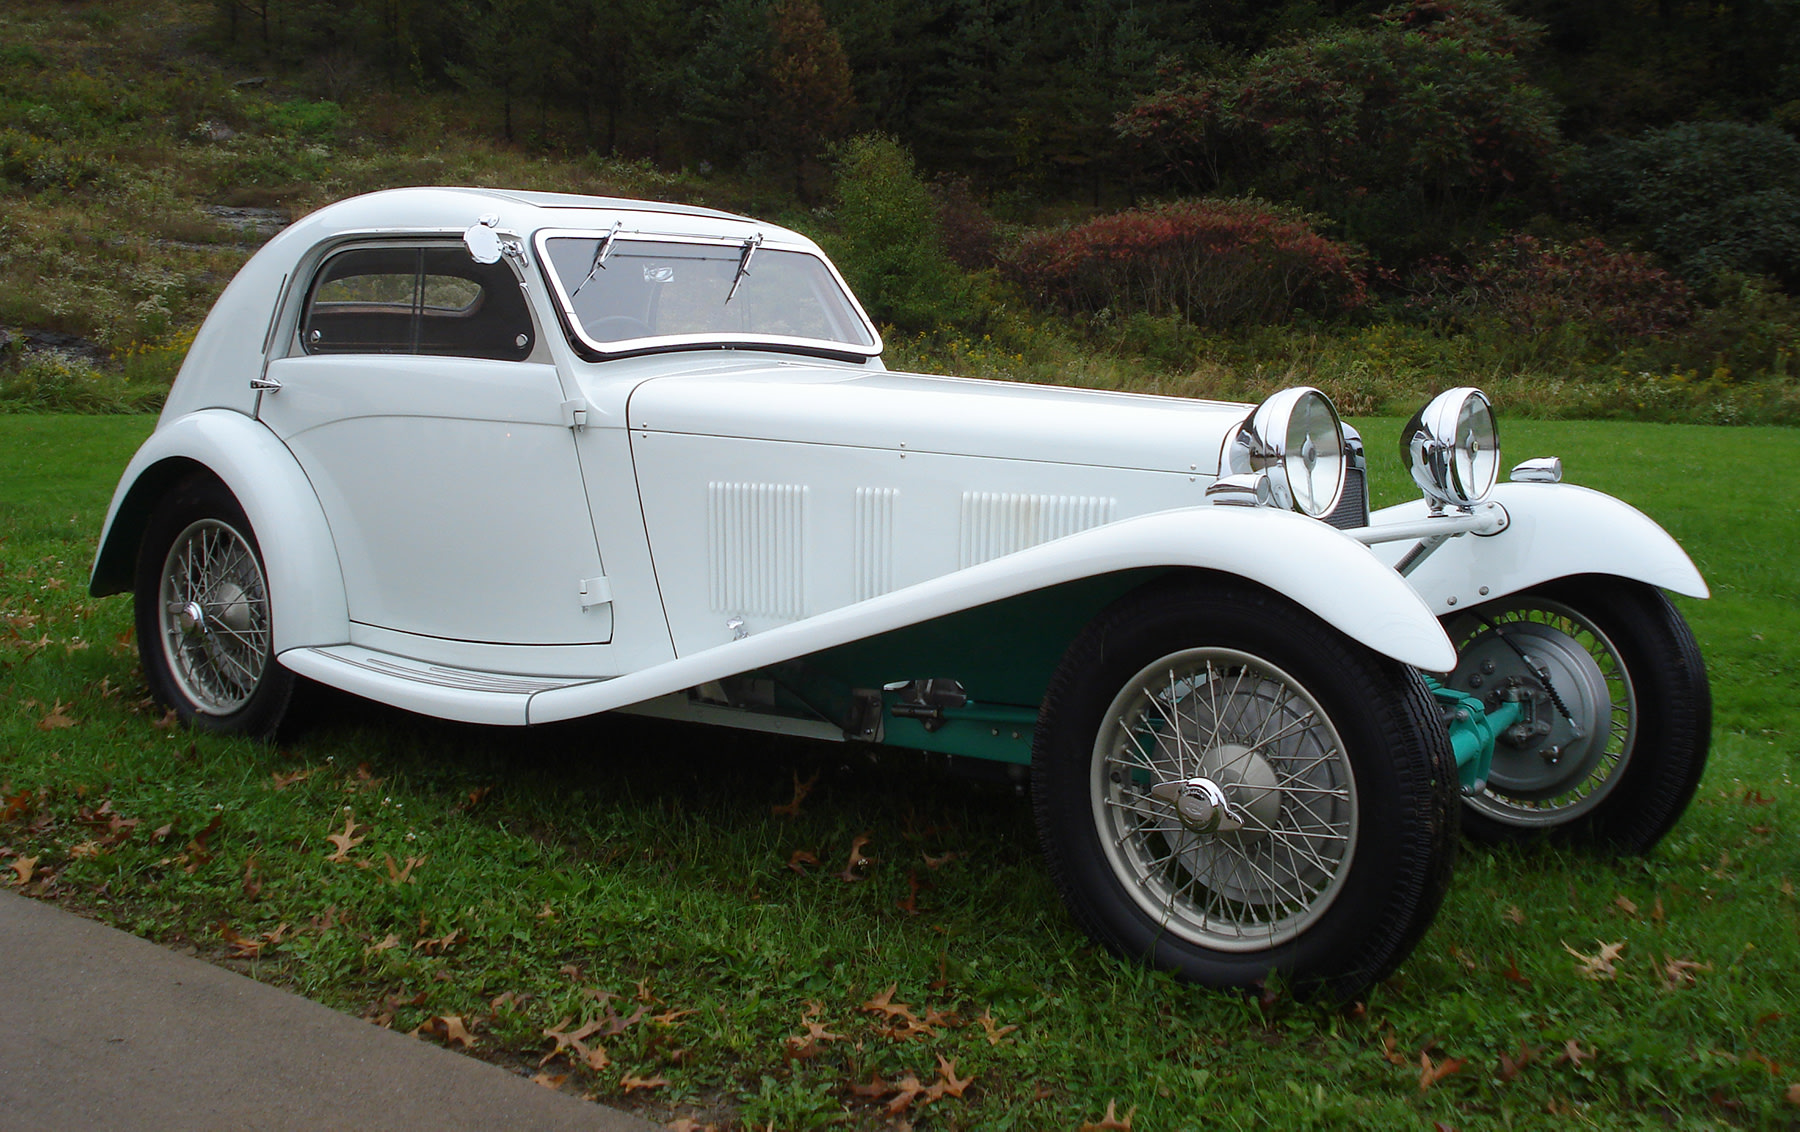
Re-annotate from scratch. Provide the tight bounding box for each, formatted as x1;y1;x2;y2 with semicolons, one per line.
541;235;877;353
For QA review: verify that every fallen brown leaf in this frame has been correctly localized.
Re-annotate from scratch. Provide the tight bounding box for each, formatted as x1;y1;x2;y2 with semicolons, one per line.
1080;1100;1135;1131
9;856;38;886
1498;955;1533;988
974;1006;1017;1046
897;869;922;915
1564;939;1626;981
1556;1039;1593;1067
269;769;310;791
786;849;819;874
1;789;33;822
1503;905;1525;926
325;814;366;862
37;700;75;730
413;1014;476;1048
932;1053;973;1099
1786;1082;1800;1106
770;769;819;818
413;928;462;955
850;1075;893;1099
620;1073;669;1093
1419;1052;1467;1091
530;1071;568;1090
384;853;425;884
1614;894;1639;916
1498;1042;1540;1083
885;1073;927;1116
1661;957;1713;990
364;933;402;957
837;833;873;882
1379;1031;1406;1066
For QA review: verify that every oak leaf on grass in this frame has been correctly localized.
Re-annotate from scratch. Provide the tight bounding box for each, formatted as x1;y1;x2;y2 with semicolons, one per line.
1419;1052;1466;1091
324;814;366;862
1564;940;1626;980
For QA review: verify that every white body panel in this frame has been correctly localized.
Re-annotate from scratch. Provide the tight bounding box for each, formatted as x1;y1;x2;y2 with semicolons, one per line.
1368;482;1709;611
258;354;612;647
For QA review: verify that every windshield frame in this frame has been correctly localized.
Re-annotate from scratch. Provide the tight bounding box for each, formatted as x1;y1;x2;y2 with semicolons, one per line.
533;227;883;361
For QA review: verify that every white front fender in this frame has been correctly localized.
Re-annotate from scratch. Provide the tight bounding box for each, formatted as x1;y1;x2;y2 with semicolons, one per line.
1367;482;1708;616
526;506;1454;723
91;410;350;653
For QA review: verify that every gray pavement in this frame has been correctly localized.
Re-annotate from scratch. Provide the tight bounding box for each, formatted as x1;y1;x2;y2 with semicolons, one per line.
0;891;660;1131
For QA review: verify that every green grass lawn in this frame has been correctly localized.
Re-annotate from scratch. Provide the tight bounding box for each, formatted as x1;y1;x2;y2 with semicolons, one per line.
3;413;1797;1130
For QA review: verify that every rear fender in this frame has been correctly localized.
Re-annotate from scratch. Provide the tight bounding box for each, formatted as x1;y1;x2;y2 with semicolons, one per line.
527;506;1454;723
90;410;349;653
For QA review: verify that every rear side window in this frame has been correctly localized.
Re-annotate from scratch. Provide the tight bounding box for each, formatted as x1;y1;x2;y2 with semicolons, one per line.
301;245;534;360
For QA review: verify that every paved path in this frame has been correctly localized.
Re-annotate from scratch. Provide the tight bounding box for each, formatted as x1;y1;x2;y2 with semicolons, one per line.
0;891;660;1131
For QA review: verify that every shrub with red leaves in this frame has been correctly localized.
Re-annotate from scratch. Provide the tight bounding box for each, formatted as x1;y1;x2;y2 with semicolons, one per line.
1417;235;1695;343
1005;198;1369;327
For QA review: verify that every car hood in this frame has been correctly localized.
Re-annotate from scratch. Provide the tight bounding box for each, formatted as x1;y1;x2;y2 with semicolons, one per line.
622;363;1253;476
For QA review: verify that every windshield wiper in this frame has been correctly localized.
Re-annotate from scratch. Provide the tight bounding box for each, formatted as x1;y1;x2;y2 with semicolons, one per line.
570;221;623;299
724;232;762;305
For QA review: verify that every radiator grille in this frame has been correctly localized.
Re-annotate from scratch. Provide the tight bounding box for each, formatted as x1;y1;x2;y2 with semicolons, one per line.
1323;466;1369;530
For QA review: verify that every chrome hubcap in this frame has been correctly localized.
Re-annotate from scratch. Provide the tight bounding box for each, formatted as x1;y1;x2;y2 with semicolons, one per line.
1094;649;1358;953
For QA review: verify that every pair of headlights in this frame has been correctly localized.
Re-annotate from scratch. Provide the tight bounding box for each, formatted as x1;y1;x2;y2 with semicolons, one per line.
1221;387;1501;517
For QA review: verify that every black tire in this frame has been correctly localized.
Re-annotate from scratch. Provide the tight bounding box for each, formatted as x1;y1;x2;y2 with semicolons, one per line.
134;475;295;739
1031;574;1460;1000
1443;577;1709;855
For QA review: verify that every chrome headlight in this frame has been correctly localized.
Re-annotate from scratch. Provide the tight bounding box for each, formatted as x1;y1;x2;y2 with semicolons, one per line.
1400;387;1499;510
1226;387;1347;518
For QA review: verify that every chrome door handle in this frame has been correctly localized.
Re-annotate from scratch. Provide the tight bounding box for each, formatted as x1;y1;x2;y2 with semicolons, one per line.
250;376;282;392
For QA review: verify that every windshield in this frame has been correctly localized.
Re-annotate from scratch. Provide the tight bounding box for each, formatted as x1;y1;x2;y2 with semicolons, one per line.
540;234;878;354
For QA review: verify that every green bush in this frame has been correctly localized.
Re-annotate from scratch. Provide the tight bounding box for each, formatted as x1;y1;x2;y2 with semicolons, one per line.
0;354;166;414
1569;122;1800;289
829;134;972;331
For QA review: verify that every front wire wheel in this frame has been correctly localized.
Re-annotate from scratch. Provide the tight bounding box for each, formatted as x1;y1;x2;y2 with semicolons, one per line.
1444;578;1709;854
134;477;295;737
1033;578;1459;1000
1096;649;1358;953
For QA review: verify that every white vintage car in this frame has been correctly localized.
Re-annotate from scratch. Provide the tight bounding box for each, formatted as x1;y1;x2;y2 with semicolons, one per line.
92;188;1711;998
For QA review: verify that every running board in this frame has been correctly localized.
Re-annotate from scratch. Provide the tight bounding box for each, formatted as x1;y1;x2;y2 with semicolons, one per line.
279;646;603;726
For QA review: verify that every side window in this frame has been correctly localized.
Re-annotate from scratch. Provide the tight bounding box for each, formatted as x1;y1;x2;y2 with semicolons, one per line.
302;245;535;361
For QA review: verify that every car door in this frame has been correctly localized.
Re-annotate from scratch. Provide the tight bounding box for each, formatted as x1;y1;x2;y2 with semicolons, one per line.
259;242;613;647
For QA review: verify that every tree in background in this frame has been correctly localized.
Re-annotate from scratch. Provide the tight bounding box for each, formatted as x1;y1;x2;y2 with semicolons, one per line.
830;134;969;330
765;0;855;198
1119;0;1561;262
1569;122;1800;291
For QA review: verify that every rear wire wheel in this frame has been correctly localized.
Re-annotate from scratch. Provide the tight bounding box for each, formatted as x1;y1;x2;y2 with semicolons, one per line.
134;476;294;738
1032;576;1459;1000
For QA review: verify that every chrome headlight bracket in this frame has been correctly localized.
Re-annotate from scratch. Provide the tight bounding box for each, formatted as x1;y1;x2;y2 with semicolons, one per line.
1400;387;1500;512
1225;387;1348;518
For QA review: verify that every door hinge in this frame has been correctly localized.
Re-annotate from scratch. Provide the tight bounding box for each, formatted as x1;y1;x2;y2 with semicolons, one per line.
561;398;590;431
578;576;612;610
